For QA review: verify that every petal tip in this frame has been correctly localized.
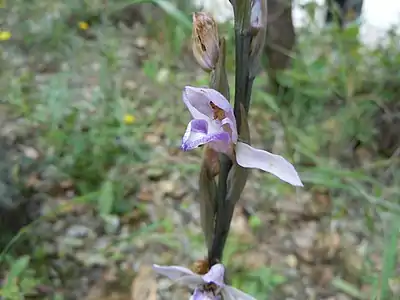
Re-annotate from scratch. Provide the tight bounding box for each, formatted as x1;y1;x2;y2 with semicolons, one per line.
236;142;304;187
293;180;304;187
287;171;303;187
183;85;197;94
284;171;304;187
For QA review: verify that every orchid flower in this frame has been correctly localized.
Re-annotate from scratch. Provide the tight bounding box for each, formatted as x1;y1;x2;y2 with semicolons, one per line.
181;86;303;187
153;263;256;300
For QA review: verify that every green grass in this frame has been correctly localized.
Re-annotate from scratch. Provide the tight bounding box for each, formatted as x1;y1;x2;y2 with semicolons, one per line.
0;0;399;299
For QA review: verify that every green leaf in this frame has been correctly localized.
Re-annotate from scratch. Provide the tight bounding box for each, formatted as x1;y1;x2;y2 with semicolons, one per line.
260;92;280;113
98;180;114;215
248;215;262;229
110;1;191;30
377;217;400;299
332;277;366;299
153;0;192;30
8;256;30;280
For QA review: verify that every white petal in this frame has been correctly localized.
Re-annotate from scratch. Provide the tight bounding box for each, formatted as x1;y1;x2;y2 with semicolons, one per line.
224;286;257;300
152;264;197;280
220;289;236;300
184;86;232;118
175;275;204;288
183;86;210;120
235;142;303;187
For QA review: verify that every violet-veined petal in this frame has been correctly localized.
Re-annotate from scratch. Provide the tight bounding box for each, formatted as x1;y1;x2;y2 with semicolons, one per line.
182;120;230;151
152;264;197;281
221;116;238;143
235;142;303;187
184;86;233;120
183;119;209;139
202;264;225;287
204;118;235;154
183;87;209;120
200;88;232;112
208;138;233;155
224;286;257;300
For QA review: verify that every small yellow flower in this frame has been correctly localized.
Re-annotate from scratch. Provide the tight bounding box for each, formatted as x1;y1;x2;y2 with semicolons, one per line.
123;114;136;124
0;31;11;41
78;21;89;30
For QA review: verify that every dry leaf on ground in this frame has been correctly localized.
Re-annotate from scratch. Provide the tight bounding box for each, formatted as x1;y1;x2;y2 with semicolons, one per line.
131;265;157;300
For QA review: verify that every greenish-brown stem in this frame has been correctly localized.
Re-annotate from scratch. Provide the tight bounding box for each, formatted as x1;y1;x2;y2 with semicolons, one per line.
207;37;232;266
209;21;256;266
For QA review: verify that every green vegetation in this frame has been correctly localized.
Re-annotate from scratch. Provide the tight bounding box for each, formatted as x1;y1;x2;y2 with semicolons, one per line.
0;0;399;299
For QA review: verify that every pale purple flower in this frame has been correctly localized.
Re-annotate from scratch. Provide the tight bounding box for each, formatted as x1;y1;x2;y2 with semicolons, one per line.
181;86;303;187
153;263;256;300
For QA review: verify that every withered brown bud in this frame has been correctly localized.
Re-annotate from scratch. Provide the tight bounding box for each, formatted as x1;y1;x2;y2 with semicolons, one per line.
192;12;220;72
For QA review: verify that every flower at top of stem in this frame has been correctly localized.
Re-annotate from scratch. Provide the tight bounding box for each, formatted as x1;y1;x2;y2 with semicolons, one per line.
192;12;220;72
249;0;267;62
0;31;11;41
180;86;303;187
152;263;256;299
250;0;267;30
78;21;89;30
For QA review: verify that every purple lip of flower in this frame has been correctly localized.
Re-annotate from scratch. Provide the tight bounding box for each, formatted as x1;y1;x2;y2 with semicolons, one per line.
181;119;231;153
180;86;304;187
152;263;257;300
181;86;237;155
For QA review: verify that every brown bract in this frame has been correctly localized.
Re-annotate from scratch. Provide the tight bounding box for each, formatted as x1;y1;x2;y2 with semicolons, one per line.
203;145;220;177
191;259;210;275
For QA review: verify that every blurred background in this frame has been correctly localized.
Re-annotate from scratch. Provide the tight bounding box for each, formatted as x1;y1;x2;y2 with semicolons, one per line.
0;0;399;299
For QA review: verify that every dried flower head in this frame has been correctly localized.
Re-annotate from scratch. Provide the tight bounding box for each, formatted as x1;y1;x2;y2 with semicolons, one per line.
192;12;220;72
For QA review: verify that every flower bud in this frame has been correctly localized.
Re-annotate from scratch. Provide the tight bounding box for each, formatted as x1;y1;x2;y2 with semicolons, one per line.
192;12;220;72
249;0;267;73
250;25;266;61
250;0;267;31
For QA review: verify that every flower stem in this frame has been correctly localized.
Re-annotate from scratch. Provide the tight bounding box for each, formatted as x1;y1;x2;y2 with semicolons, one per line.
234;32;253;124
209;19;255;266
208;153;232;266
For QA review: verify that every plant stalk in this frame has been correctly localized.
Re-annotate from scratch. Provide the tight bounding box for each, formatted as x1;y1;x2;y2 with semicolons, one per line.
209;25;254;266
